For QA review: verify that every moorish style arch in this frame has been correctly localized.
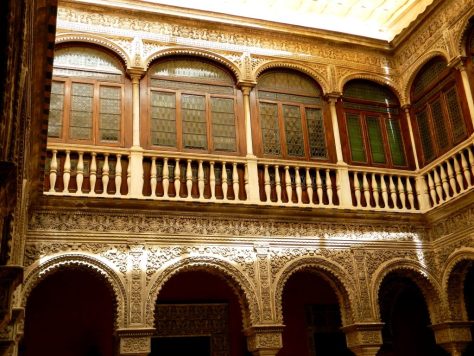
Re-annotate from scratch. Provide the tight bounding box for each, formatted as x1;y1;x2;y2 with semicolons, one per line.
22;252;128;327
370;258;447;324
145;255;260;327
273;256;357;326
337;73;401;103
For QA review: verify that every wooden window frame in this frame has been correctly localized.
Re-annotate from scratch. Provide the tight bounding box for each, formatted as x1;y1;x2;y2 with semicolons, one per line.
411;64;470;167
48;75;126;147
144;65;243;156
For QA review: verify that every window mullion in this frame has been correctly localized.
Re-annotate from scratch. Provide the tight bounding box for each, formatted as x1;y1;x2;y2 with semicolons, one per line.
278;103;288;158
300;105;310;160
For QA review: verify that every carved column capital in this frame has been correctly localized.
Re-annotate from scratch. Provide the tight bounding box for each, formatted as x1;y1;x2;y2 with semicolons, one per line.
325;92;342;104
341;322;384;356
448;56;468;72
127;67;146;82
116;328;155;356
431;321;472;356
244;325;284;356
238;81;256;96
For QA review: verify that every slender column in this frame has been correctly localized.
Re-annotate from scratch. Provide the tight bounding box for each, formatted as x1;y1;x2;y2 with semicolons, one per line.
453;59;474;128
127;69;145;148
245;325;284;356
402;105;420;170
327;94;344;163
240;84;255;157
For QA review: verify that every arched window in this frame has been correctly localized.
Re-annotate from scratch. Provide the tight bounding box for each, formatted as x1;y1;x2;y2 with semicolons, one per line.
411;57;468;166
341;80;407;167
146;57;241;153
48;45;127;146
255;69;328;160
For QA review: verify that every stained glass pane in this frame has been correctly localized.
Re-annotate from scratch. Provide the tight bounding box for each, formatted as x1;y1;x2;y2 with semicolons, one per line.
306;108;327;159
99;86;121;142
343;101;399;115
69;82;93;140
258;71;320;96
259;102;281;156
344;80;398;105
445;86;467;142
48;81;65;138
283;105;304;157
151;59;233;84
412;58;447;98
430;99;449;151
258;91;321;105
182;94;207;149
416;108;435;162
367;116;386;164
386;119;406;166
151;91;177;147
346;113;366;162
151;79;234;95
211;97;236;152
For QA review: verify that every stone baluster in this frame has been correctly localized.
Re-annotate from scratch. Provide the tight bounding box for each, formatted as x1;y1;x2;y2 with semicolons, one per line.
440;164;450;199
49;150;58;192
371;174;379;208
397;176;406;210
316;168;323;204
353;172;361;207
326;169;333;206
102;154;109;195
90;152;97;195
62;150;71;193
186;159;193;198
295;167;302;204
233;162;239;200
381;174;388;208
174;159;181;198
115;154;122;196
433;168;443;202
210;161;216;200
275;166;282;203
453;156;463;192
306;167;313;204
150;157;157;197
362;172;370;207
466;148;474;185
162;158;169;198
446;159;457;195
127;154;131;194
460;151;470;189
264;164;271;202
416;175;431;210
76;152;84;194
198;160;205;199
406;178;414;209
284;166;292;203
389;175;397;208
427;173;437;206
222;162;228;200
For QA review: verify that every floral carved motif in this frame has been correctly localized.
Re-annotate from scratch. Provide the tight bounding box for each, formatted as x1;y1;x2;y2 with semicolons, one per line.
120;336;150;354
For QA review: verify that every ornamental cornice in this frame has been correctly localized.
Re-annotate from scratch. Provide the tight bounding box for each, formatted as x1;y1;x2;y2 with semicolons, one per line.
28;209;425;242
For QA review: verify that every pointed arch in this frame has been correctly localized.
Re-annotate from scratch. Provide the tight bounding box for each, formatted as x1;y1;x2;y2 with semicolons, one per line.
254;61;330;94
55;33;131;68
454;11;474;57
339;74;402;105
402;51;450;103
273;256;356;326
371;258;446;324
145;255;259;328
22;253;128;328
441;247;474;321
144;47;242;82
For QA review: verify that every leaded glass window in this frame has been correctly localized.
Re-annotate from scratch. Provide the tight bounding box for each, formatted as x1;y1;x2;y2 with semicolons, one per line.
148;57;238;153
47;45;125;145
411;56;469;165
256;69;327;160
342;80;405;167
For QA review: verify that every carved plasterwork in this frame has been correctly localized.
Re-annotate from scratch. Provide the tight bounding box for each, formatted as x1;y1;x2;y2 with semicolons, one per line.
55;33;131;67
145;255;258;327
448;0;474;56
21;252;128;327
429;205;474;241
370;258;448;324
120;336;150;354
28;210;424;242
272;253;356;325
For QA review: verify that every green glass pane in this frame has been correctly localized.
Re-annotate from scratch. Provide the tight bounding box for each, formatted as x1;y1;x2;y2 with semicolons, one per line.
445;86;467;142
367;116;386;164
416;108;435;162
430;98;449;151
386;119;406;166
346;113;366;162
344;80;398;105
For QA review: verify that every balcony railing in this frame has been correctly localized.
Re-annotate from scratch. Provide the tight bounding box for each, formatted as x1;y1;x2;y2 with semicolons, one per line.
44;138;474;213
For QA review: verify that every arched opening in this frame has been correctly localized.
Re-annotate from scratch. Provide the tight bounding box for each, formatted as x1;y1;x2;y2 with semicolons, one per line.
340;79;409;169
377;273;448;356
462;264;474;355
280;270;353;356
153;269;250;356
21;268;117;356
